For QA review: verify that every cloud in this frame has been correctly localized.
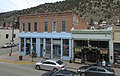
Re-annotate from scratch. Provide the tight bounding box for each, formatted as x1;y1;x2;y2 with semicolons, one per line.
0;0;64;12
0;0;17;12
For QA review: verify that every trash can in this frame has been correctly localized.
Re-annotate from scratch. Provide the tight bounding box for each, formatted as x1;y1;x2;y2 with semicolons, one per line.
69;60;72;63
19;55;23;60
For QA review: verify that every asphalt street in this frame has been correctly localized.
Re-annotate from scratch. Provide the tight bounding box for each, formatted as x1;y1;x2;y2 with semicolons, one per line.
0;46;120;76
0;47;47;76
0;62;46;76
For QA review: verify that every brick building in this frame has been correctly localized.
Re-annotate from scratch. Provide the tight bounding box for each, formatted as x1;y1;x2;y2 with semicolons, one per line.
18;11;87;60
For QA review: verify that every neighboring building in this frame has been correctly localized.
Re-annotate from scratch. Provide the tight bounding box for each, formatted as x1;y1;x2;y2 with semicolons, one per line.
72;28;114;63
113;22;120;63
0;29;19;47
19;11;87;60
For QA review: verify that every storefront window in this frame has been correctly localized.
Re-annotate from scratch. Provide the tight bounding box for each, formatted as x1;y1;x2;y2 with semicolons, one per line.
74;40;88;47
46;39;51;54
114;43;120;63
21;38;24;52
26;38;30;54
63;39;69;56
53;39;61;56
74;48;82;59
32;38;36;52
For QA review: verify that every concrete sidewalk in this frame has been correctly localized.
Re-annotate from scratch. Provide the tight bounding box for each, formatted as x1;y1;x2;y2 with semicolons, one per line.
0;52;85;70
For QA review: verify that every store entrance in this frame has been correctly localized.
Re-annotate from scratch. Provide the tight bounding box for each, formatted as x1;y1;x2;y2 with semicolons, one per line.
86;50;97;62
83;48;100;62
53;45;61;58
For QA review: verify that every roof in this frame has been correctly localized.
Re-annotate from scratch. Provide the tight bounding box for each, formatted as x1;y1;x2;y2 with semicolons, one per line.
19;11;74;17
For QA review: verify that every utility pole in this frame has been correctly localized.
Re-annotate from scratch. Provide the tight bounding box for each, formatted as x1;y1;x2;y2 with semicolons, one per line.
9;16;17;56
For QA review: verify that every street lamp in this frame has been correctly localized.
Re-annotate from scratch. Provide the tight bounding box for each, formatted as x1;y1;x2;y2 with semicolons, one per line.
9;16;17;56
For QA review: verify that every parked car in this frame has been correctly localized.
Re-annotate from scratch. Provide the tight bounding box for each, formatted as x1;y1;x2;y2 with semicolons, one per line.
2;42;16;48
77;65;115;76
2;43;11;48
10;43;16;47
42;70;80;76
35;59;66;71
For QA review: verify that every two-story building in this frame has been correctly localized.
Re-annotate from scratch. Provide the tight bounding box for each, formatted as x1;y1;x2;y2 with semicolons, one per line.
19;11;87;60
0;29;19;47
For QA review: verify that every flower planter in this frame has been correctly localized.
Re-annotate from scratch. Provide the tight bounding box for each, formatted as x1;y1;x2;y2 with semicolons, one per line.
19;55;23;60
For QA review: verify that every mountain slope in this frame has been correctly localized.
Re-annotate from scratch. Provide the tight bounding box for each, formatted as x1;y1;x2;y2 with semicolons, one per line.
0;0;120;27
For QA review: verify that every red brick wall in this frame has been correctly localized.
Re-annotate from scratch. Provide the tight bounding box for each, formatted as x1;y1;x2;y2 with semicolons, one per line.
19;12;87;33
72;14;87;30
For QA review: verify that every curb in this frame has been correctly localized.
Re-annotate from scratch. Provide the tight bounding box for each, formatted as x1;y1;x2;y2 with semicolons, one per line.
0;59;36;64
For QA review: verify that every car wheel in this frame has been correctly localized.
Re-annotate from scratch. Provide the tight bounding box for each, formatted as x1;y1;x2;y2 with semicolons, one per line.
53;68;58;71
81;73;85;76
35;65;41;70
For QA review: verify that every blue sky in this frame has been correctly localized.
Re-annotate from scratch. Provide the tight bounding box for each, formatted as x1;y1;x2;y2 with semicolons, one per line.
0;0;64;13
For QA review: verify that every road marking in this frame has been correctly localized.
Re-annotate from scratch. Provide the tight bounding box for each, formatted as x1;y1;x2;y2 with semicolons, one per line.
0;59;36;64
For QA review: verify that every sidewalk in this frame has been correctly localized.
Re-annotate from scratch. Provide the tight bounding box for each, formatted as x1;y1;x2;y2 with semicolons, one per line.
0;52;34;64
0;52;85;70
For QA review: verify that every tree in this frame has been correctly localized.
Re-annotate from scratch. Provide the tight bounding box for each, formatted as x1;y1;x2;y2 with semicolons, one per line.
3;22;6;27
89;17;94;26
98;19;103;24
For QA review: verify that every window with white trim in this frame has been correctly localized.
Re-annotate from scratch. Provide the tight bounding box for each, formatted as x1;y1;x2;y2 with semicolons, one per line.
34;22;37;32
52;20;56;32
28;22;31;32
44;21;48;32
22;23;25;31
62;20;66;32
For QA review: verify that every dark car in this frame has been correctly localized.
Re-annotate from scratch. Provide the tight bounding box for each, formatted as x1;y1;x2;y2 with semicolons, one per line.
77;65;115;76
42;70;80;76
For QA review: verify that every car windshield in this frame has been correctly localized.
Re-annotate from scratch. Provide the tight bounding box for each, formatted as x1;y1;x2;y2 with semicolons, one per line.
56;60;63;65
79;66;89;69
6;43;10;44
104;67;114;72
52;70;79;76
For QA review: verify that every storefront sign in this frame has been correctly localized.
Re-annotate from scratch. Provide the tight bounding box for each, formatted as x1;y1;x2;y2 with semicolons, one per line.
100;50;108;54
75;48;81;52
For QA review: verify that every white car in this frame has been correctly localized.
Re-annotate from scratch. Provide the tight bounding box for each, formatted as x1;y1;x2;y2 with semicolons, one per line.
35;59;66;71
2;43;11;48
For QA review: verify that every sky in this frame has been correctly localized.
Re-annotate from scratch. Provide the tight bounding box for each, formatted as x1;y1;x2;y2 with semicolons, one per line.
0;0;64;13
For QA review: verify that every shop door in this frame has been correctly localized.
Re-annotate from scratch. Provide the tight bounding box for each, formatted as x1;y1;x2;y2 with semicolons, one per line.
40;44;43;57
86;51;97;62
53;45;61;56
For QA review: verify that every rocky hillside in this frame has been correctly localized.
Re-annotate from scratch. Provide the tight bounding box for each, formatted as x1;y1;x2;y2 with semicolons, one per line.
0;0;120;28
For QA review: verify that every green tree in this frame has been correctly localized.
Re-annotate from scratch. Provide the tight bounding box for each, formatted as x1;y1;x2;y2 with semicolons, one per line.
3;22;6;27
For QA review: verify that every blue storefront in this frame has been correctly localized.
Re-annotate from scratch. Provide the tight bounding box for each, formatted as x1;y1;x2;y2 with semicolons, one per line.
18;32;72;60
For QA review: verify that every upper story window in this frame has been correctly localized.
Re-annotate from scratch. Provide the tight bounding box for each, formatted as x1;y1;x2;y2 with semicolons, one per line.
28;22;31;32
52;20;56;32
6;34;9;39
13;34;16;38
62;20;66;32
22;23;25;32
34;22;37;32
44;21;48;32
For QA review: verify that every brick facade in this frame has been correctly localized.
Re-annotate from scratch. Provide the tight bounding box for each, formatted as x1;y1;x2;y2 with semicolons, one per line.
19;12;87;33
18;11;87;60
